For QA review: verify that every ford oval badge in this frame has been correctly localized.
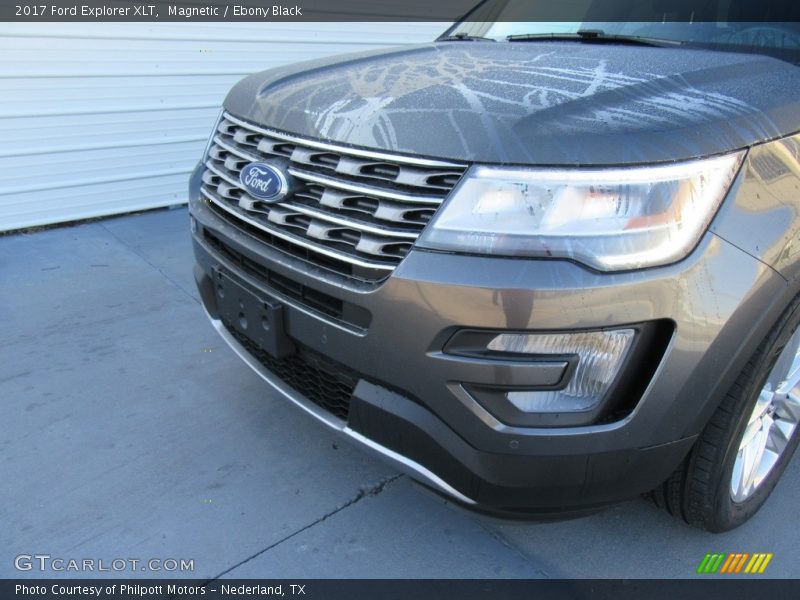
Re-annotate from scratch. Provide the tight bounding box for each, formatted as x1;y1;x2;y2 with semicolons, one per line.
239;162;289;202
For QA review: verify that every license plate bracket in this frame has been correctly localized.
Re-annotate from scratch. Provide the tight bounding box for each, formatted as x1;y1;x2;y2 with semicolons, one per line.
213;268;295;359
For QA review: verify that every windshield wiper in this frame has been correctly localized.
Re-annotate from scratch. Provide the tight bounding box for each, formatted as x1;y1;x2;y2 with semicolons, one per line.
439;33;495;42
506;29;681;47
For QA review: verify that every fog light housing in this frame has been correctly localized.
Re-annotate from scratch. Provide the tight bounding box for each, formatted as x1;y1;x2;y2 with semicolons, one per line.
488;329;635;413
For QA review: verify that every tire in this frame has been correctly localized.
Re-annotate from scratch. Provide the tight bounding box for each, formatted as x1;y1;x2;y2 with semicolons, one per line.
653;293;800;532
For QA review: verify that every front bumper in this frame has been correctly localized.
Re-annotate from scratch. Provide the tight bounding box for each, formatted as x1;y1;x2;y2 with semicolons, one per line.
188;165;787;515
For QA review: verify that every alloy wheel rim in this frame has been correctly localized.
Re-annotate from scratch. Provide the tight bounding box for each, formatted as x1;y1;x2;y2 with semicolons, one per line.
730;328;800;502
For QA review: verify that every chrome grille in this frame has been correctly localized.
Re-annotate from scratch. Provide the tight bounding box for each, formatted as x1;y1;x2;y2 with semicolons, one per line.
200;112;467;281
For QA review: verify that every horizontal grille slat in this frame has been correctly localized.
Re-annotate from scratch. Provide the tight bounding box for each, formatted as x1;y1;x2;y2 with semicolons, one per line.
201;187;397;271
200;112;468;282
286;168;443;205
281;203;418;240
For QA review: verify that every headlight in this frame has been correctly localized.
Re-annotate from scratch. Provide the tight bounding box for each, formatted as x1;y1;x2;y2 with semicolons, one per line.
417;152;744;271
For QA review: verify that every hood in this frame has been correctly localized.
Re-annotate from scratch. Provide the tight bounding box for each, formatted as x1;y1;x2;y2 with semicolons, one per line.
224;42;800;166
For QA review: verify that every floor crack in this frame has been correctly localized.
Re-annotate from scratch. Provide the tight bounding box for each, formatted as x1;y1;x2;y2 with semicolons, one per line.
98;221;200;306
471;518;552;578
206;474;402;581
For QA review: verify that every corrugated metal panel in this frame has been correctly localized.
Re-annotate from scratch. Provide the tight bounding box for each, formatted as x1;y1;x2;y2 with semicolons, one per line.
0;22;447;231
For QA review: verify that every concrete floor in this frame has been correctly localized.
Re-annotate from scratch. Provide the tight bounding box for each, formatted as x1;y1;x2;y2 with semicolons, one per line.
1;207;798;579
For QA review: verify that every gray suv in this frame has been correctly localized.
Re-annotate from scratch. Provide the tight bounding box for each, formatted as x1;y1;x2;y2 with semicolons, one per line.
189;12;800;531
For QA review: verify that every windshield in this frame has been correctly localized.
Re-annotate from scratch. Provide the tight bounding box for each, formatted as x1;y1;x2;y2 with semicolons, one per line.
446;0;800;63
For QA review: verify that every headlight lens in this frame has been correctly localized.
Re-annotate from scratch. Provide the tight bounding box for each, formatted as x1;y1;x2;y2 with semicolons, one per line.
418;152;744;271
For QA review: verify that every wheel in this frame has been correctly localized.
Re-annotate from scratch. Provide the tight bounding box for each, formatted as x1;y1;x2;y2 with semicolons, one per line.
653;294;800;532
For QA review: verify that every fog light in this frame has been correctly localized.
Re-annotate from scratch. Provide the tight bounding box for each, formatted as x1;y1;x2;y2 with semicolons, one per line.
190;216;197;234
487;329;634;413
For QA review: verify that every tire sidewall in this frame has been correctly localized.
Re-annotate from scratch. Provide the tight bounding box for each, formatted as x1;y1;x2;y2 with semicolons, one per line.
710;303;800;531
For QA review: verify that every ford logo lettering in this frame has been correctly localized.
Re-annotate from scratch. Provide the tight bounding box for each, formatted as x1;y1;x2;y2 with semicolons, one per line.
239;162;289;202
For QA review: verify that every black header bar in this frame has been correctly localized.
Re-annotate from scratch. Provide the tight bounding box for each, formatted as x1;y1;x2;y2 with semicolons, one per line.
2;0;799;22
3;579;800;600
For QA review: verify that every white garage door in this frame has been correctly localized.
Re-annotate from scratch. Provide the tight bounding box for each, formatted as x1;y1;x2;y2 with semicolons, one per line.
0;22;447;232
